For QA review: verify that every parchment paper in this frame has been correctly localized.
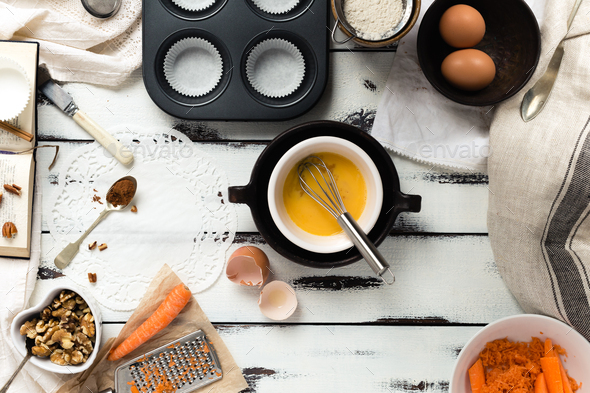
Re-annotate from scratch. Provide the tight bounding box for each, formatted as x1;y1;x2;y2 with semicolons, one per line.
56;264;248;393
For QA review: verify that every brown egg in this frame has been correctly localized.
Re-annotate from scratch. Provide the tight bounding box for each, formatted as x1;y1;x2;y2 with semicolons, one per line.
439;4;485;48
226;246;270;287
441;49;496;91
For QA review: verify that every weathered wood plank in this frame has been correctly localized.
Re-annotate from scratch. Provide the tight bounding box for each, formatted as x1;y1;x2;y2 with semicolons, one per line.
99;323;481;392
33;233;522;324
37;52;394;141
36;141;488;235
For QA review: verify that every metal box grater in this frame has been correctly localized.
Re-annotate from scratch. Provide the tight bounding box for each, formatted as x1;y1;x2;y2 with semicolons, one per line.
110;330;223;393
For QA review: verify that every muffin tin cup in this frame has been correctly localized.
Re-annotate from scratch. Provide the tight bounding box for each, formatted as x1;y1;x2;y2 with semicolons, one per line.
240;30;318;109
245;0;315;22
164;37;223;97
252;0;300;14
171;0;216;12
159;0;228;20
246;38;306;98
154;28;233;107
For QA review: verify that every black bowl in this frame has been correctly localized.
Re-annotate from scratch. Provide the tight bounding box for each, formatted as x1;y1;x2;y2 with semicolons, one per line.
228;121;422;269
417;0;541;106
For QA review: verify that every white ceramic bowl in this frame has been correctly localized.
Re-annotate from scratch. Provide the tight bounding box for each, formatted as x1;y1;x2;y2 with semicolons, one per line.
451;314;590;393
10;284;102;374
268;136;383;253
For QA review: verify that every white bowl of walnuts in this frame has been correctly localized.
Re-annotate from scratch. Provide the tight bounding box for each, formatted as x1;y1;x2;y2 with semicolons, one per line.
10;285;102;374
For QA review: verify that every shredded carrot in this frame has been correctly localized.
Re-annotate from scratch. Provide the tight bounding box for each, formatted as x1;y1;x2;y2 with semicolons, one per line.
107;284;192;361
468;338;580;393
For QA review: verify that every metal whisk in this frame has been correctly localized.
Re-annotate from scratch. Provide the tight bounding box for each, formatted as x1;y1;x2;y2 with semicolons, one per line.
298;156;395;284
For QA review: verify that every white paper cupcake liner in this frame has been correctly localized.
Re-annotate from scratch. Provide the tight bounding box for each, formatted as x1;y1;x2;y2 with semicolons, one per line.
246;38;305;98
164;37;223;97
252;0;300;14
0;57;31;122
171;0;216;12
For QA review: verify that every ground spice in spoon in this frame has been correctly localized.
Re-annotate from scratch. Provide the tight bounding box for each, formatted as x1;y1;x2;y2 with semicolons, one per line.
106;179;135;207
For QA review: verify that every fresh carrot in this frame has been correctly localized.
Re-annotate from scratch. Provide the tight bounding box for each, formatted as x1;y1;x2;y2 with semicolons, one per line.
535;374;549;393
468;359;486;393
558;358;573;393
545;338;573;393
540;356;564;393
108;283;192;361
545;338;555;357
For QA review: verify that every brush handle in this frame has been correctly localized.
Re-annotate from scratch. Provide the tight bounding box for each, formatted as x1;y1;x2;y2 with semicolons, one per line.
73;111;134;166
337;212;395;285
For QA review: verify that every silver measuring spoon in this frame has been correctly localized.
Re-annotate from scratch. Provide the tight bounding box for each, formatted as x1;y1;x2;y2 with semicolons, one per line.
81;0;122;19
54;176;137;270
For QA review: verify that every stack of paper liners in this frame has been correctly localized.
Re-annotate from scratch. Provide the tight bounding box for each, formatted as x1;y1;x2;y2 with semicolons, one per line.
55;264;249;393
0;40;39;258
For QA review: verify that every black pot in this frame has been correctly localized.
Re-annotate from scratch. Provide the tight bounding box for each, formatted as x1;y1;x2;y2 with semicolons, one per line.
228;121;421;268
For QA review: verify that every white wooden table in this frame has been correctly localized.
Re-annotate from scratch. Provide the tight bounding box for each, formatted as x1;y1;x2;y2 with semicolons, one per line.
30;38;523;392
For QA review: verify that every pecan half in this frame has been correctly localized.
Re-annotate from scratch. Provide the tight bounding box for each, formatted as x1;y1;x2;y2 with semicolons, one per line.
87;273;97;283
98;243;107;251
2;222;17;238
3;184;21;196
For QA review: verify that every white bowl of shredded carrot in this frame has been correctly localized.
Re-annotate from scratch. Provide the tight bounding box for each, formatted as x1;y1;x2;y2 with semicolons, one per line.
451;314;589;393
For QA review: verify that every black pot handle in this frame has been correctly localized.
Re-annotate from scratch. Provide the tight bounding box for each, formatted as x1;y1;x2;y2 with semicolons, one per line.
395;191;422;213
228;183;254;206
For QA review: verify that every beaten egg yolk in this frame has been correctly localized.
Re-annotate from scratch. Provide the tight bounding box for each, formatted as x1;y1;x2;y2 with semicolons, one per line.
283;152;367;236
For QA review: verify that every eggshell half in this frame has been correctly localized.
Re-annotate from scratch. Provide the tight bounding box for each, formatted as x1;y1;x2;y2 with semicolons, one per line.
226;246;270;287
258;281;297;321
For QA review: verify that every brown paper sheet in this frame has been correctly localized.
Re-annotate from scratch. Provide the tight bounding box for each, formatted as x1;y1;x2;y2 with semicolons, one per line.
57;264;248;393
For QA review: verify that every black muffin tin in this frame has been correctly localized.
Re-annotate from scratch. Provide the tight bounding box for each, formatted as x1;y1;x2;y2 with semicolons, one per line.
142;0;330;120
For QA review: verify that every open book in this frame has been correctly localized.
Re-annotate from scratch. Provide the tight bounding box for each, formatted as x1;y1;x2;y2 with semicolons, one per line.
0;41;39;257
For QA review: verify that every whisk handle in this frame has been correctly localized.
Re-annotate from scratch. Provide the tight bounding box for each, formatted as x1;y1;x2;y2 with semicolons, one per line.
337;213;395;285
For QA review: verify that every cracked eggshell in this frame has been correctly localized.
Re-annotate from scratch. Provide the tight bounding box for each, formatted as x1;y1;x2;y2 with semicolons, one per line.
258;281;297;321
226;246;270;287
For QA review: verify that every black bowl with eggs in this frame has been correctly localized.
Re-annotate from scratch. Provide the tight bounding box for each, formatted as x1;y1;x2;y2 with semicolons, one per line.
417;0;541;106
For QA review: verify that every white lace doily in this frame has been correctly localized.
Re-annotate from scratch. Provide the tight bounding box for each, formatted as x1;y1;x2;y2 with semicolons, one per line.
48;127;237;311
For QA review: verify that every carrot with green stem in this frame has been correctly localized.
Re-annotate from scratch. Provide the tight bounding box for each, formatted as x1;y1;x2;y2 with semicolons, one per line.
540;357;564;393
535;373;549;393
468;359;485;393
108;283;192;361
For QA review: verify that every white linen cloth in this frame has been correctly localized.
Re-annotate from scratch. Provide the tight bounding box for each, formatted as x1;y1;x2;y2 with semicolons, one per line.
488;0;590;341
372;0;545;171
0;177;67;392
0;0;141;86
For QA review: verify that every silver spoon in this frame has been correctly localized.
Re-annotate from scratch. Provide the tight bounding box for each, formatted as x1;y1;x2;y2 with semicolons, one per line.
81;0;122;19
520;0;583;122
0;338;35;393
54;176;137;270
